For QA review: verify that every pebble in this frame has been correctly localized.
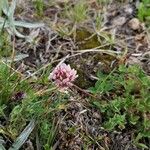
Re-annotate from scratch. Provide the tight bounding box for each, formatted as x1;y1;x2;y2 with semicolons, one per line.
112;16;126;26
128;18;141;30
93;112;101;119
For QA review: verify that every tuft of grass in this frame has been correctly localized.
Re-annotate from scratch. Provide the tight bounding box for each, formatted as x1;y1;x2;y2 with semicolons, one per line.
33;0;44;17
0;63;21;106
65;1;88;23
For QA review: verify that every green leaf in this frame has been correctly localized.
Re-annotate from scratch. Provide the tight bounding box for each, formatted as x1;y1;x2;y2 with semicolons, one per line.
118;65;127;73
138;3;145;21
2;54;29;62
0;19;44;29
104;121;116;131
1;0;9;16
9;119;35;150
93;101;107;113
104;114;126;131
129;114;139;125
0;136;6;150
8;0;17;18
13;21;44;28
110;99;122;113
0;2;2;16
88;87;97;94
136;143;149;149
0;144;6;150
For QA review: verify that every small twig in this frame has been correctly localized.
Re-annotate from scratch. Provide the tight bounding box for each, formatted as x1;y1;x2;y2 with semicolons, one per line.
21;55;70;82
35;87;57;96
75;49;122;55
1;60;24;77
11;35;16;66
72;84;99;100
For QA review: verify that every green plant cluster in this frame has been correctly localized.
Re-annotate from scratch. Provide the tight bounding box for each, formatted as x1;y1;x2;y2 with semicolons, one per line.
33;0;44;17
0;63;67;150
64;1;88;23
138;0;150;24
90;65;150;149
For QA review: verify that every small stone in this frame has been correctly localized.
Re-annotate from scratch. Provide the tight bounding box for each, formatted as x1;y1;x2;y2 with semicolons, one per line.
93;112;101;119
143;51;150;58
128;18;141;30
124;5;133;15
112;16;126;26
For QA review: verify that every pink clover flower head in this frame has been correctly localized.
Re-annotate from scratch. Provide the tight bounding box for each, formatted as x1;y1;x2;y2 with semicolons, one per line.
49;63;78;89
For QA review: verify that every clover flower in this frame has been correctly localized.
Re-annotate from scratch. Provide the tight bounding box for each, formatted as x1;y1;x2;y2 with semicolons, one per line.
49;63;78;89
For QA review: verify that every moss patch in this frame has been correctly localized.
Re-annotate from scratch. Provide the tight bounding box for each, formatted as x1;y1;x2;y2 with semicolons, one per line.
74;28;101;49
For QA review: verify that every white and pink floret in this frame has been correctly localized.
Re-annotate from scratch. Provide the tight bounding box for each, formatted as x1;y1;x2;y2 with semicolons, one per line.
49;63;78;89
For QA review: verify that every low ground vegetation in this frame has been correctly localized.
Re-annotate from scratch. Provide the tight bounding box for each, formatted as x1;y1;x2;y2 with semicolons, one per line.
0;0;150;149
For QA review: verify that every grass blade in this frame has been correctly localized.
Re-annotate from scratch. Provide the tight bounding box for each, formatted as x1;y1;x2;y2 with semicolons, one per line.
8;0;17;17
1;0;9;16
2;54;29;62
0;136;6;150
8;119;36;150
14;21;44;28
0;145;6;150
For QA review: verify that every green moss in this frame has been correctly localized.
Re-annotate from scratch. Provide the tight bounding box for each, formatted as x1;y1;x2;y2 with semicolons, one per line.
74;28;101;49
69;28;117;88
93;53;115;65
